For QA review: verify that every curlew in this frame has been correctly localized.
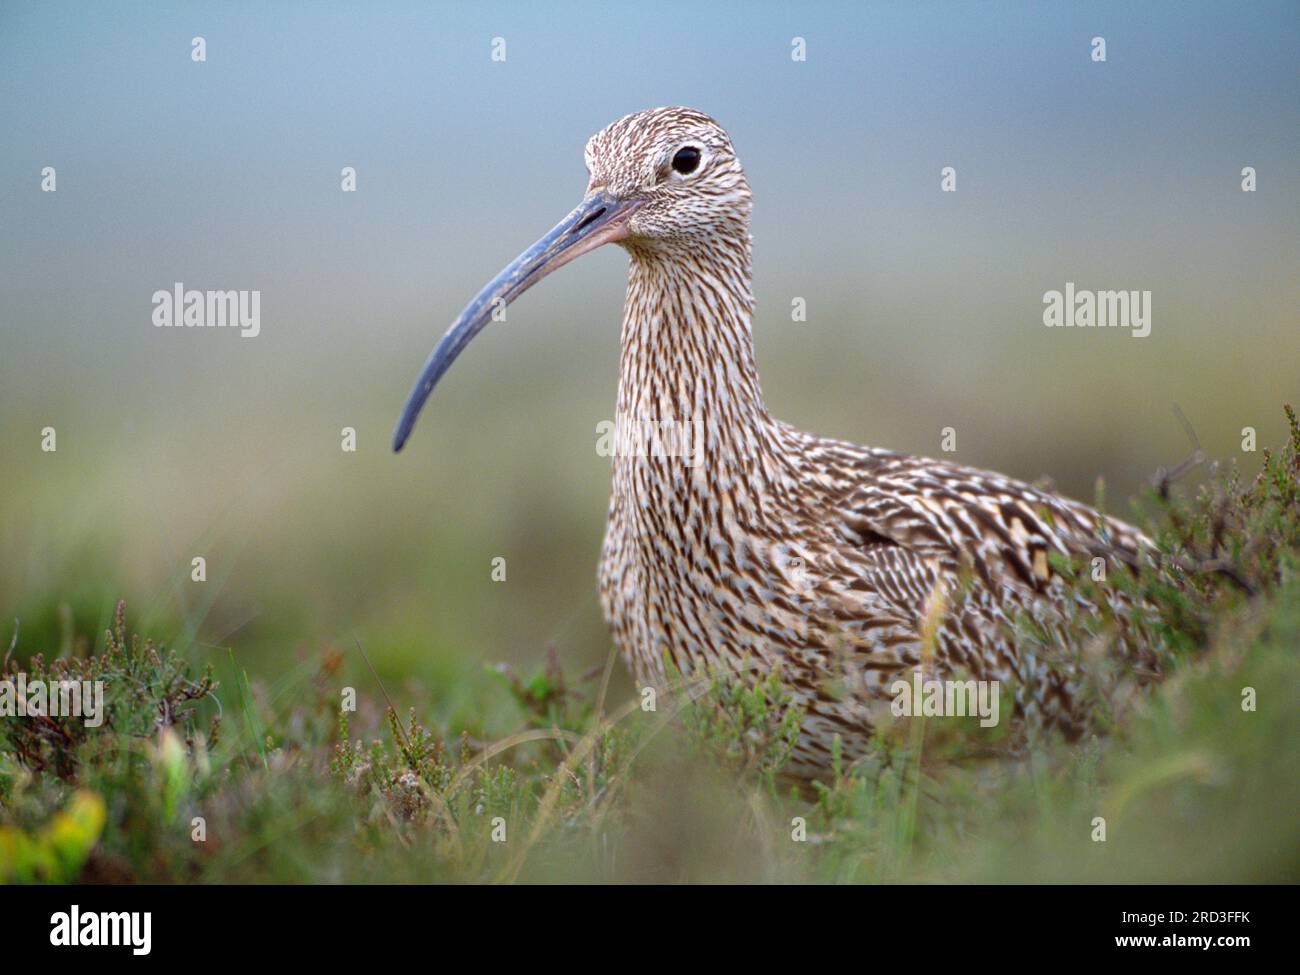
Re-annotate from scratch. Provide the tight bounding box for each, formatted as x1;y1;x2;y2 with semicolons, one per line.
393;107;1151;776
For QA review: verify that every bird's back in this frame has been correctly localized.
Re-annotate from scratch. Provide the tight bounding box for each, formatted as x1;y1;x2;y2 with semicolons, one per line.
599;418;1154;775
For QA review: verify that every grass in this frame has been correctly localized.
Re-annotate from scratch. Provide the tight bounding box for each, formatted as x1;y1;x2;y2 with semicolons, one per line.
1;408;1297;884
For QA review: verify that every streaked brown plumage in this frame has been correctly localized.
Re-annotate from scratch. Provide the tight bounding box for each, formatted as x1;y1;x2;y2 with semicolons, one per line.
394;107;1151;777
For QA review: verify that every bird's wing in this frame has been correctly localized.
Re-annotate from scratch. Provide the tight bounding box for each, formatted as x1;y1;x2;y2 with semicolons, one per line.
832;451;1149;593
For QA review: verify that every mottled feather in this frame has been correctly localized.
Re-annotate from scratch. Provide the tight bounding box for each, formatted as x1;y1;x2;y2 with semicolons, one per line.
584;108;1151;775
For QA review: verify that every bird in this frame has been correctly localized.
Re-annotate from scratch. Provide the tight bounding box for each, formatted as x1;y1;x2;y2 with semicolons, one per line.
392;107;1152;777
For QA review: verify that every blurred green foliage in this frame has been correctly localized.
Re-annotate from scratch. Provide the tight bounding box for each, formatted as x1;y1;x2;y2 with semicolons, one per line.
0;409;1296;883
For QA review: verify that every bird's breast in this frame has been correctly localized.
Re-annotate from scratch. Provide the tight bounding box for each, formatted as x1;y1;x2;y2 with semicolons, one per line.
600;449;832;681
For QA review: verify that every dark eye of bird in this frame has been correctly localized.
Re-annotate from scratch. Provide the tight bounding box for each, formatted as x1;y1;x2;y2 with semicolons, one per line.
671;146;701;175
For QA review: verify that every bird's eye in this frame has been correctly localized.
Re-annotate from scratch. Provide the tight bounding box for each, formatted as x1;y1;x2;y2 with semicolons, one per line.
671;146;701;175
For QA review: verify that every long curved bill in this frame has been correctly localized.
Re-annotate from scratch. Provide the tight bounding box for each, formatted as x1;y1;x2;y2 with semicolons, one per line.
392;190;642;452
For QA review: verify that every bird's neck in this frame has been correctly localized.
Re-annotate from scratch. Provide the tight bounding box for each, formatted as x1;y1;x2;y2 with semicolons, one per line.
614;237;782;479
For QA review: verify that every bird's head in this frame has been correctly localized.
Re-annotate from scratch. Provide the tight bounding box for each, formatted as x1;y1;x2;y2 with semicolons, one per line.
583;106;751;250
392;107;750;452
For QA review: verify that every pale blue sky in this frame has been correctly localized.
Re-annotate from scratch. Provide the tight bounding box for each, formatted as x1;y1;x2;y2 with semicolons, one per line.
1;0;1297;474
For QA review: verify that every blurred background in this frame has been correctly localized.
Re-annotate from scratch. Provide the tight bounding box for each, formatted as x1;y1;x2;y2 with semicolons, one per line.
2;1;1297;720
